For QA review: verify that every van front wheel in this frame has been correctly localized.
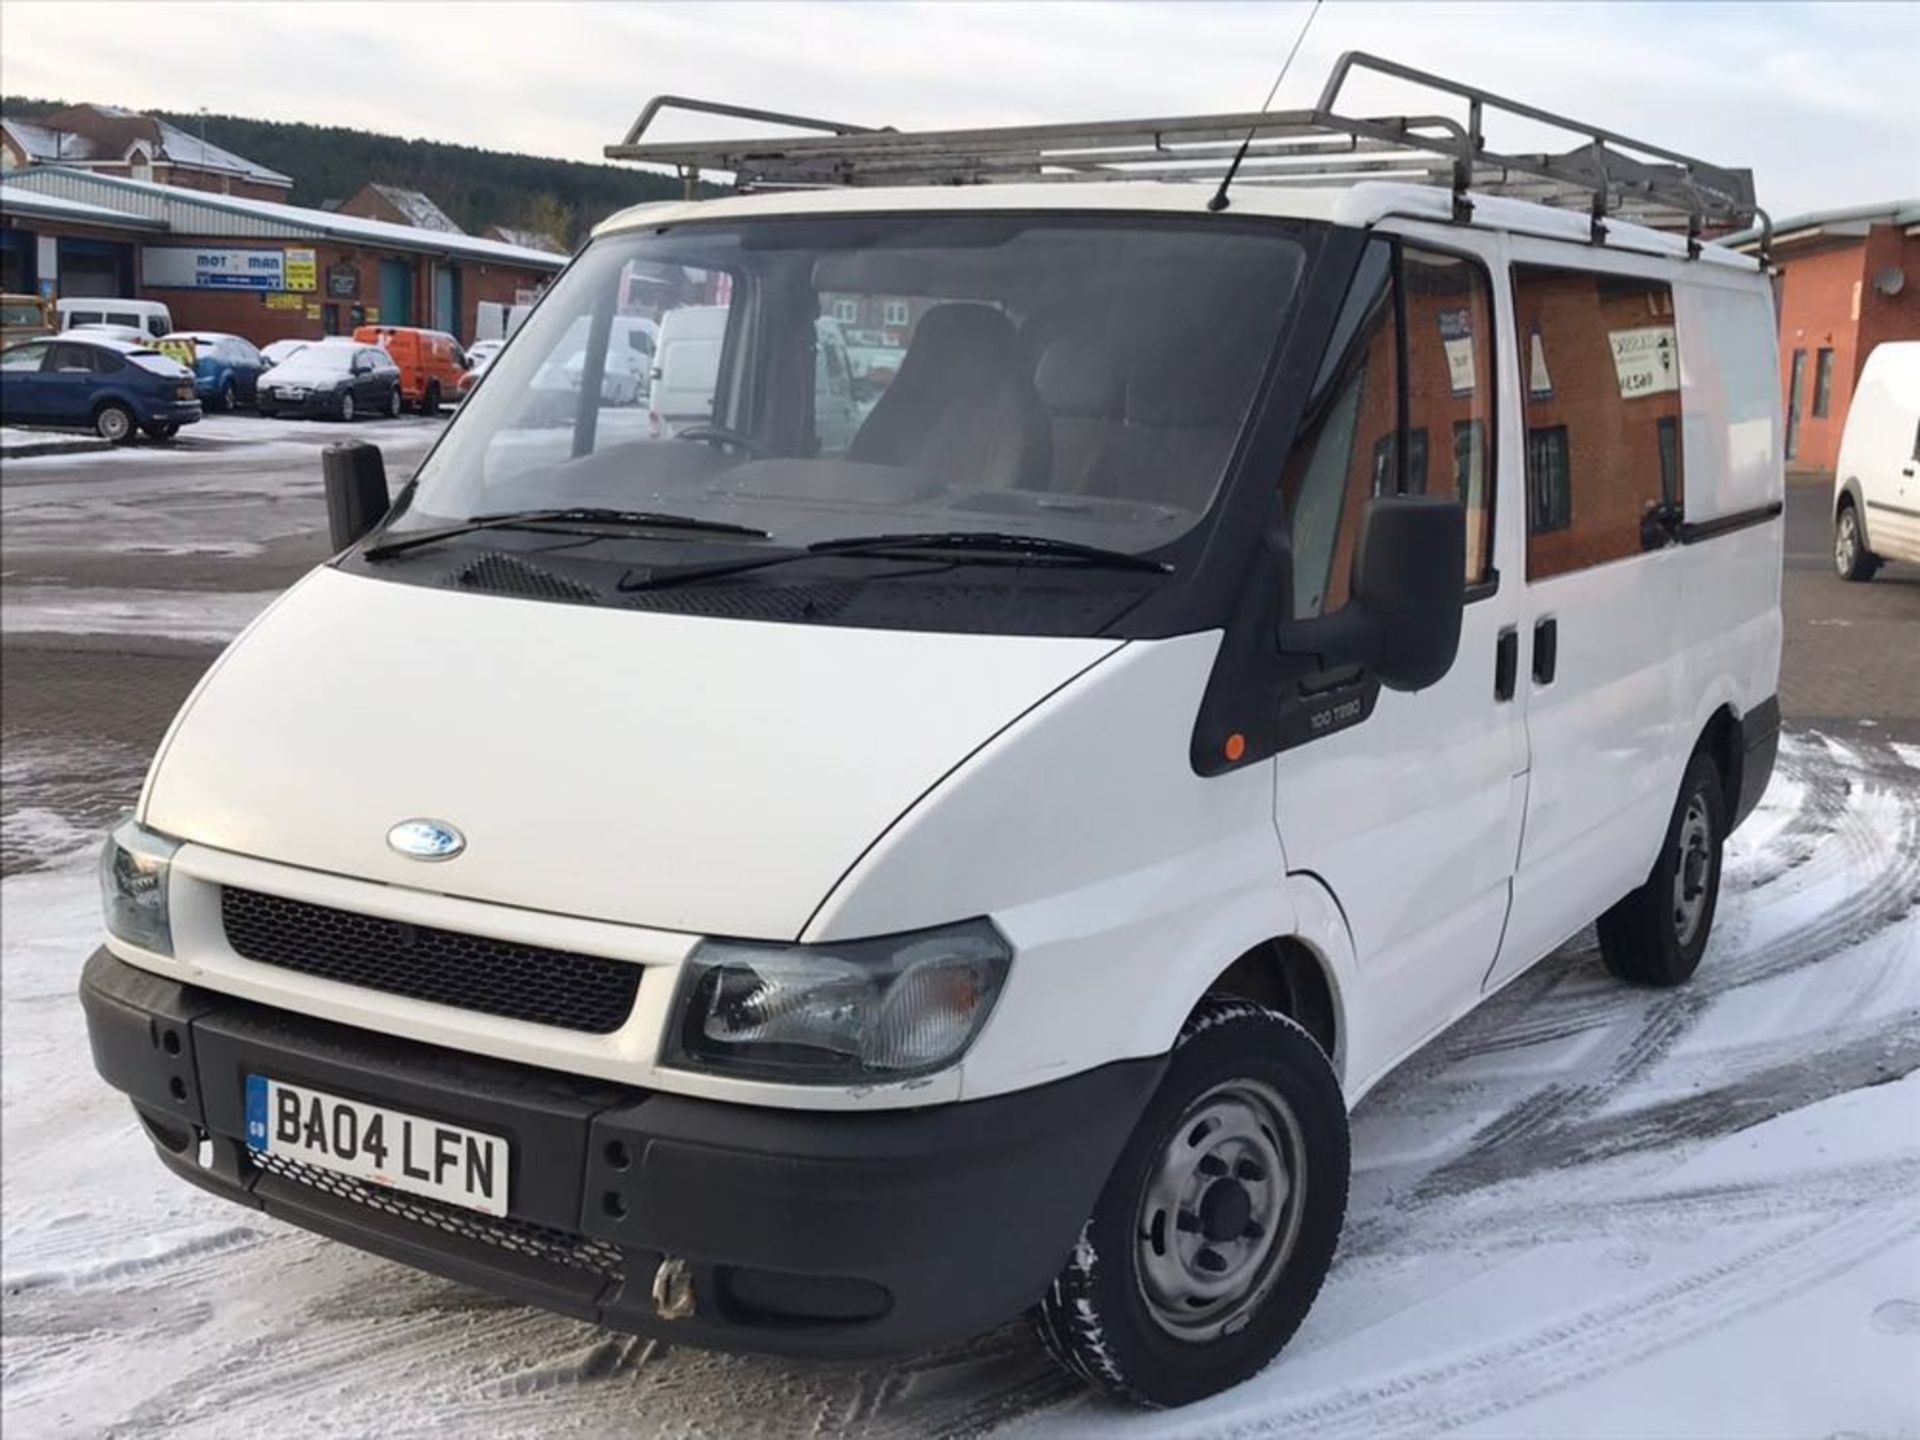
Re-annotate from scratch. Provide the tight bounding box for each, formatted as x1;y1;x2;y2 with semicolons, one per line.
1598;749;1724;987
1032;999;1348;1408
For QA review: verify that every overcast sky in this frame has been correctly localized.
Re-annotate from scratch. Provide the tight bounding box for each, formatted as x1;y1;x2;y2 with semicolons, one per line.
3;1;1915;219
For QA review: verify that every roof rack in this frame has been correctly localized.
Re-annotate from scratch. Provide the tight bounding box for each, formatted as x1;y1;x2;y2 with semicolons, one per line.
607;52;1768;259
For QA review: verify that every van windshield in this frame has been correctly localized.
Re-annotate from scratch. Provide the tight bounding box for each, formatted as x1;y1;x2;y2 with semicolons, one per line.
398;214;1310;563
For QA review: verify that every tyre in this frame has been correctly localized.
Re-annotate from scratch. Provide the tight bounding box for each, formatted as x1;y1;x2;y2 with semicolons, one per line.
339;392;356;423
387;385;402;419
1598;748;1725;987
94;402;135;444
1834;500;1879;582
1032;999;1348;1408
142;422;180;442
423;381;442;416
218;377;236;412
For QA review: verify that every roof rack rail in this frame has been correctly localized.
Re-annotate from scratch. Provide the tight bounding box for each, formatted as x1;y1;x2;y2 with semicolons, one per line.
606;51;1769;259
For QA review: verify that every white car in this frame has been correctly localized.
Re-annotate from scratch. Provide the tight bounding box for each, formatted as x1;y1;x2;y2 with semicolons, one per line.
83;58;1785;1413
260;338;313;369
65;322;151;348
1832;339;1920;578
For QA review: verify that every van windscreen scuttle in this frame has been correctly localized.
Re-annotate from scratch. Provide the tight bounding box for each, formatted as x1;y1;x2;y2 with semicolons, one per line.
372;214;1313;633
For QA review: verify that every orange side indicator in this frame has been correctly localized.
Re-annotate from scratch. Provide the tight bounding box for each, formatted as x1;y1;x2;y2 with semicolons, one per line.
1224;733;1247;762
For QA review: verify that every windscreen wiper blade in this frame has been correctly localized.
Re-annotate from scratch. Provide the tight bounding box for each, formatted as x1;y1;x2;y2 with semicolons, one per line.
618;527;1171;593
809;530;1172;572
362;507;768;560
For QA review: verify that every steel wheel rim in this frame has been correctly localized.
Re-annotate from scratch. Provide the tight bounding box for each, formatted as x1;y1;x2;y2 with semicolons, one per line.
341;394;354;421
1672;792;1713;947
1836;512;1857;574
99;408;129;441
1134;1077;1306;1342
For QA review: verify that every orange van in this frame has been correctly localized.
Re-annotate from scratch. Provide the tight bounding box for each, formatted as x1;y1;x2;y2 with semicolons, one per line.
351;325;466;414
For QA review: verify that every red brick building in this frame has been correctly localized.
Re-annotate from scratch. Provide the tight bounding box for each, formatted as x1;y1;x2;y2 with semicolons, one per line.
1;106;292;200
1731;200;1920;476
337;183;463;235
1;168;563;346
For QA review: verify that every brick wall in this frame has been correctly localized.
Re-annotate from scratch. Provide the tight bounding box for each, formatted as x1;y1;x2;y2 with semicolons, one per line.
1776;223;1920;476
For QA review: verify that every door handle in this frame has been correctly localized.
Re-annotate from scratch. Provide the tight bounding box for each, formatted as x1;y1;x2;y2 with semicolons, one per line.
1495;626;1519;702
1533;617;1558;686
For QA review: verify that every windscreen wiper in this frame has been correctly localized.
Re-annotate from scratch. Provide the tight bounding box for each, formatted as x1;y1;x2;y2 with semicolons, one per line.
810;531;1172;572
362;507;768;561
619;528;1170;593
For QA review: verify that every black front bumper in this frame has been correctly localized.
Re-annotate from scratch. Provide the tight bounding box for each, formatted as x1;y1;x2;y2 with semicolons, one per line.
80;949;1162;1359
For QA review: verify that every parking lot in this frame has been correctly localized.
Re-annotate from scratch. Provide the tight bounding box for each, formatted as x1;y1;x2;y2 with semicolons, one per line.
2;436;1916;1438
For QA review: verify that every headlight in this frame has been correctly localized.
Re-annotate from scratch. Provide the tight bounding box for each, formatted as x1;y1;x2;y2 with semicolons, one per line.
99;818;180;955
665;919;1011;1083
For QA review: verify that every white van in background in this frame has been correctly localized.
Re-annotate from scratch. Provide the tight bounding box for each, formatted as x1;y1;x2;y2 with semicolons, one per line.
647;303;726;436
1833;340;1920;579
81;53;1786;1411
649;308;862;452
57;297;172;339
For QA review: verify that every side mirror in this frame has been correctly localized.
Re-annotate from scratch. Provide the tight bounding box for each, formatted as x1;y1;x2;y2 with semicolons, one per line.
1278;495;1465;692
323;441;390;552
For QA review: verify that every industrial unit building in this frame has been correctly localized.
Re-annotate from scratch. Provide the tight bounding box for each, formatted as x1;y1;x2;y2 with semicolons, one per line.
1731;199;1920;477
1;167;565;346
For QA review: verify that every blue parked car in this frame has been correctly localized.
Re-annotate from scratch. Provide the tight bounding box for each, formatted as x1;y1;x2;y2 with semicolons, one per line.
0;335;203;443
159;331;267;412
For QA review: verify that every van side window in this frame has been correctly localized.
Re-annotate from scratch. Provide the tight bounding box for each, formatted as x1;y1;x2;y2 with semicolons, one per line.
1512;264;1683;580
1282;241;1497;617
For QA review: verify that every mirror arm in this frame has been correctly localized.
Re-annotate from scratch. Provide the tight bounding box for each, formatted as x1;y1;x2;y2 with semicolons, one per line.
1276;604;1381;675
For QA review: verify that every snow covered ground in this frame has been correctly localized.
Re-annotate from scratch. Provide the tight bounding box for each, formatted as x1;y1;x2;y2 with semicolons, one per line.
2;731;1915;1439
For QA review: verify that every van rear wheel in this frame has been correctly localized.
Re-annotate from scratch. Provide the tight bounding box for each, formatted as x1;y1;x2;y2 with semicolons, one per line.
1032;999;1348;1408
1598;749;1724;987
1834;501;1879;582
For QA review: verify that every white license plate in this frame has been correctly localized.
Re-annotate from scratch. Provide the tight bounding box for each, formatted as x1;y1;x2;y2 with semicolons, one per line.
245;1075;510;1216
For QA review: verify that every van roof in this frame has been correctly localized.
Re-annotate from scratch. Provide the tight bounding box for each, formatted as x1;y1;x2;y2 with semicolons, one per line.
601;51;1765;271
595;181;1759;273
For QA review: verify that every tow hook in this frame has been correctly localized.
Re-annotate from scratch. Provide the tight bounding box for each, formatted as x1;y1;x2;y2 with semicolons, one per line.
652;1256;695;1320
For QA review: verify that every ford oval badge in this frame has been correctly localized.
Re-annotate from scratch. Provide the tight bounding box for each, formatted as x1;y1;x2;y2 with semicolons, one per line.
387;818;465;862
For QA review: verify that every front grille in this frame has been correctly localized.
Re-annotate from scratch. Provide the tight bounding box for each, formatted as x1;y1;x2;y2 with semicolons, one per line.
251;1151;624;1280
220;887;642;1034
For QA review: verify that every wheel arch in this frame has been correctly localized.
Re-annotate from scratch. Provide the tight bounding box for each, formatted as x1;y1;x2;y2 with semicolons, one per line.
1836;477;1876;554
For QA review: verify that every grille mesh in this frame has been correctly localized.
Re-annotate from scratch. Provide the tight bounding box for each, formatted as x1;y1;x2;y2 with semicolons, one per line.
621;580;861;622
451;551;598;602
220;887;642;1034
252;1151;624;1279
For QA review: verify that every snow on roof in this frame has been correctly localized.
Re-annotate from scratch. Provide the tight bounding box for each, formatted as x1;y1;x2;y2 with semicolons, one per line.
0;181;165;229
1;116;99;162
6;169;567;270
153;119;292;186
484;224;562;252
369;183;462;234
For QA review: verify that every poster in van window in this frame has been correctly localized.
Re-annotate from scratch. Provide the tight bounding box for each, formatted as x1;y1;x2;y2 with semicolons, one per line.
143;247;286;291
1438;309;1475;396
1609;326;1679;399
284;249;318;292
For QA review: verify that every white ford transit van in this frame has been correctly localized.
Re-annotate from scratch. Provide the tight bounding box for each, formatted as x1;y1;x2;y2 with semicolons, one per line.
1833;339;1920;579
82;55;1785;1408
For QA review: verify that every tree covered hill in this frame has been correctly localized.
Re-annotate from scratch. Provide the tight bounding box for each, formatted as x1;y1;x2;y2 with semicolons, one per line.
1;96;711;247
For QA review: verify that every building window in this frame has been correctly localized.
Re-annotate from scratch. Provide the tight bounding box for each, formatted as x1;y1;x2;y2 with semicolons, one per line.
1369;428;1429;495
1657;415;1681;509
882;299;911;328
128;145;153;183
1785;348;1807;461
1527;426;1573;534
1812;347;1834;418
830;297;858;324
